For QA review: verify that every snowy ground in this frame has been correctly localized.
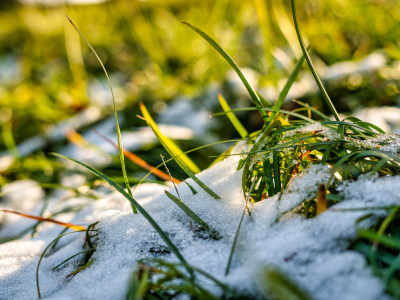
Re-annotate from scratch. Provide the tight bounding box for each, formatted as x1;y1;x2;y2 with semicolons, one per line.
0;141;396;299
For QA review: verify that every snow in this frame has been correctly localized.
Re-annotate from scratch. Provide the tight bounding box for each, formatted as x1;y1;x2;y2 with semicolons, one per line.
0;142;396;299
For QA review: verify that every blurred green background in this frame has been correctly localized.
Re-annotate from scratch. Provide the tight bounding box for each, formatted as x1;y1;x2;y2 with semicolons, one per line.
1;0;400;185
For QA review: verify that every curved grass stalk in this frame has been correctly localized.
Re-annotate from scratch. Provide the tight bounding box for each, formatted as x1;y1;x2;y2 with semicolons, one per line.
66;15;136;213
183;22;269;120
290;0;340;121
36;230;97;298
267;53;305;123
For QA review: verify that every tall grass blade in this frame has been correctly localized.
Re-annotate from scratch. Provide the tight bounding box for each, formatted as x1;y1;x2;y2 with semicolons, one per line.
267;54;305;123
66;15;136;213
290;0;340;121
263;158;275;196
273;151;281;193
218;94;248;138
140;102;221;199
52;152;194;277
139;102;200;173
183;22;269;120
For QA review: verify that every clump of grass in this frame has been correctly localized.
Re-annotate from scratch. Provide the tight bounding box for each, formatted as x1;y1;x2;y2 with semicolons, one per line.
33;1;400;299
190;0;400;297
351;209;400;298
126;259;252;300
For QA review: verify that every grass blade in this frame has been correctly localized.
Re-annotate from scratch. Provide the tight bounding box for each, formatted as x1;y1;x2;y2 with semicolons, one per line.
52;248;95;270
140;102;221;199
273;151;281;193
126;264;150;300
135;139;239;189
66;260;94;278
292;100;331;121
139;102;200;174
218;94;248;138
52;152;194;277
36;230;96;298
290;0;340;121
261;266;312;300
213;107;316;123
183;22;269;120
242;114;280;197
164;191;218;237
267;54;305;123
263;158;275;196
66;15;136;213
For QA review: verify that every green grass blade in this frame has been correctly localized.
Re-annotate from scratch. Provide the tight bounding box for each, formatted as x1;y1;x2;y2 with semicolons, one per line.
165;191;218;237
126;265;149;300
67;260;94;278
183;22;269;120
218;94;248;138
140;102;199;173
267;54;305;123
183;181;197;195
242;114;280;197
357;228;400;250
351;150;400;164
263;158;275;196
52;248;95;270
273;151;281;192
290;0;340;121
292;100;331;121
51;152;194;277
134;139;239;190
140;103;221;199
66;15;136;212
213;107;316;123
261;266;312;300
36;230;96;298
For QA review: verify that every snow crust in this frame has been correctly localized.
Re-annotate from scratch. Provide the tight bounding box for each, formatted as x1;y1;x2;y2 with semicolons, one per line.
0;144;396;299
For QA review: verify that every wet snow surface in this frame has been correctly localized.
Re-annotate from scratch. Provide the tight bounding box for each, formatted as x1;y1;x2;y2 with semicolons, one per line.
0;143;396;299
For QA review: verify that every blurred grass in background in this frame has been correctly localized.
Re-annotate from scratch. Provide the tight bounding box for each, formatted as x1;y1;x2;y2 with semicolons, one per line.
0;0;400;185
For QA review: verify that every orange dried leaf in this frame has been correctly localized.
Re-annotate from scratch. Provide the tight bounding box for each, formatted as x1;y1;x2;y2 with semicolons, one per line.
92;129;181;184
317;184;327;215
1;209;86;231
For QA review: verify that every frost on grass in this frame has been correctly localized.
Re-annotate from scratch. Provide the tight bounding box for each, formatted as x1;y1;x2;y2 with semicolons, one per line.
0;144;397;299
351;133;400;154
